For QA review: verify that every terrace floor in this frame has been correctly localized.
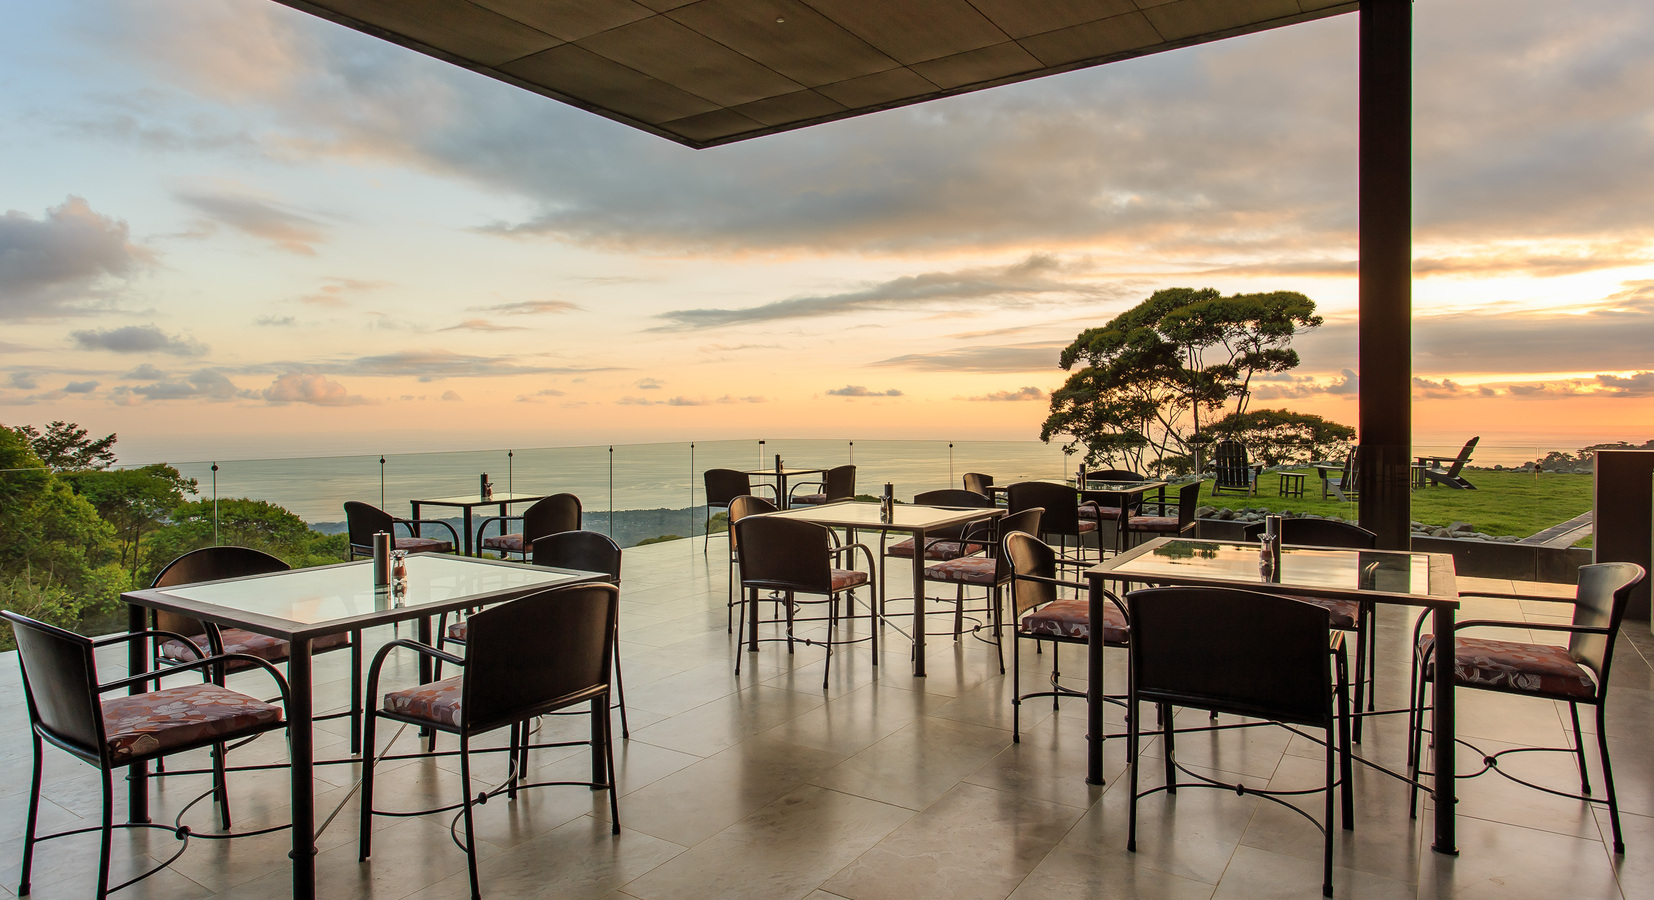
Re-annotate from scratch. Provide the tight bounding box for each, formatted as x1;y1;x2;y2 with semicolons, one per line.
2;538;1651;900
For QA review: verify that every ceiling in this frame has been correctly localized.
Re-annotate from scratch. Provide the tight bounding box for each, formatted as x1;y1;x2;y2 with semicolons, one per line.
274;0;1356;148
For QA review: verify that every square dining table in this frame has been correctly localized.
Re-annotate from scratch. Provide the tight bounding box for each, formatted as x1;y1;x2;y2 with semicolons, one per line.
410;491;548;556
764;501;1003;676
1087;537;1462;854
742;466;827;509
119;553;605;900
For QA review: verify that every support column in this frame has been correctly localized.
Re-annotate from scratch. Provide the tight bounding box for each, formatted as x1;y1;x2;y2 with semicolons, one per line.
1357;0;1414;550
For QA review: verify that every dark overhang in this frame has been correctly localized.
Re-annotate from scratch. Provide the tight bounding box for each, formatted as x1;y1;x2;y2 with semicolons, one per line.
274;0;1356;148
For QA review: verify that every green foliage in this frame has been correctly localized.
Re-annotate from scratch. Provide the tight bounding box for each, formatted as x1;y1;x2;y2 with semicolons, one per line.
1042;288;1320;473
11;420;118;471
140;498;349;584
705;511;730;535
1206;408;1355;467
636;534;684;546
62;465;198;578
0;426;121;591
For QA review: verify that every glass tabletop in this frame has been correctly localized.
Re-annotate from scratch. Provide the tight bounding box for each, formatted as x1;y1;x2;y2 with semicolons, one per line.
1097;539;1445;601
414;491;546;506
771;501;1000;530
152;555;588;627
743;468;827;477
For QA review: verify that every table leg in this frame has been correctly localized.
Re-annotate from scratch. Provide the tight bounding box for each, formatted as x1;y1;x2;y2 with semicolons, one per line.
1431;604;1458;854
912;527;927;677
777;475;789;510
1086;579;1105;786
462;508;474;556
126;604;150;824
287;639;317;900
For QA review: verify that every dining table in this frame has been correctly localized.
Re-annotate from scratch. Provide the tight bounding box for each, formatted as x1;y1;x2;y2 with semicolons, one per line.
119;553;605;900
762;500;1003;676
410;491;547;556
1086;537;1462;855
743;466;827;509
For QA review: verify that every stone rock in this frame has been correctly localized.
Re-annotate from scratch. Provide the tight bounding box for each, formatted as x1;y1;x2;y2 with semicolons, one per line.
1429;527;1450;538
1448;521;1475;535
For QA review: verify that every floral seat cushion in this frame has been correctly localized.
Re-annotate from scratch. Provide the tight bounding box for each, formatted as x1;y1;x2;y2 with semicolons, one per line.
1020;599;1129;644
160;629;349;669
1076;520;1098;534
1286;596;1361;630
102;683;283;763
831;569;870;592
1077;506;1123;520
1125;515;1184;534
1418;634;1596;700
479;532;526;553
396;535;453;553
886;538;986;561
791;494;828;506
383;676;464;728
924;556;999;586
447;619;470;641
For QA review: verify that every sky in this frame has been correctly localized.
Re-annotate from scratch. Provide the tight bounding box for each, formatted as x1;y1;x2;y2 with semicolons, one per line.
2;0;1653;463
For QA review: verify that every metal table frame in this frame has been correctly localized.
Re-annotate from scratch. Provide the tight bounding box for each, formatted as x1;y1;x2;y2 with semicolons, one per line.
119;554;604;900
742;467;827;509
410;491;548;556
1086;537;1462;854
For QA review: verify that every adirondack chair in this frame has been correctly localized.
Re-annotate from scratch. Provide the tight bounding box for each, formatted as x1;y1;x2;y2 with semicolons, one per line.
1417;436;1479;490
1209;440;1262;496
1316;449;1360;502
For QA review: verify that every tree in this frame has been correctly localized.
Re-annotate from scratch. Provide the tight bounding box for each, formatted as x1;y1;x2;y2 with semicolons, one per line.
63;465;198;579
1041;288;1321;472
140;498;348;584
1206;408;1355;467
12;421;118;471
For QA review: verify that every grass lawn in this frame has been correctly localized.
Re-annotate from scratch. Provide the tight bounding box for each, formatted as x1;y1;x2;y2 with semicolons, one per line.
1195;469;1594;543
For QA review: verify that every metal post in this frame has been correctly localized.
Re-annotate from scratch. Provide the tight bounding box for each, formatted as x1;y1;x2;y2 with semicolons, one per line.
690;442;696;538
949;442;954;485
608;445;615;539
508;449;513;494
758;440;765;469
211;463;219;545
1357;0;1414;551
380;455;386;509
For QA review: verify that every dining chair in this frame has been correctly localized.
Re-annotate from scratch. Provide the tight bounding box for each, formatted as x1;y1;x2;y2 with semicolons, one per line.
962;472;994;498
882;489;995;562
703;469;775;551
1117;481;1202;551
360;583;621;900
789;464;856;506
920;507;1041;672
1003;528;1128;739
344;500;459;556
476;492;581;558
732;515;877;690
724;493;779;632
2;610;292;900
1125;586;1353;897
1406;562;1645;852
1006;480;1101;563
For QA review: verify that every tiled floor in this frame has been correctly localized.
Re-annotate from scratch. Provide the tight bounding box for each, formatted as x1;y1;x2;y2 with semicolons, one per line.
1;539;1649;899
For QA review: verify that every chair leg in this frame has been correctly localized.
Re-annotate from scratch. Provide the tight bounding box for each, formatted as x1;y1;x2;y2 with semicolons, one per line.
1597;703;1624;854
604;694;620;834
1160;703;1177;794
359;709;379;860
1127;695;1140;853
1323;722;1335;898
1337;649;1354;832
350;635;363;754
612;625;630;739
212;741;232;829
19;736;42;896
97;768;114;900
954;584;965;642
1012;633;1023;743
1407;666;1431;820
1568;702;1591;795
1351;621;1367;744
458;736;481;900
507;723;521;801
1051;642;1061;710
823;594;836;692
992;584;1005;675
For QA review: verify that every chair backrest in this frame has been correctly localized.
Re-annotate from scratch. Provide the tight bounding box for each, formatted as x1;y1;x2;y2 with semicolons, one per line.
1084;469;1146;483
1443;436;1480;477
1568;562;1646;686
150;546;292;637
522;493;582;544
531;530;621;582
727;494;778;552
1211;441;1253;488
1127;586;1333;727
1004;530;1060;617
734;516;832;594
1243;518;1377;549
822;465;856;502
914;489;995;508
1;611;105;763
1166;481;1202;530
962;472;994;496
1006;481;1081;537
1342;448;1361;484
461;583;618;732
704;469;753;507
344;500;395;550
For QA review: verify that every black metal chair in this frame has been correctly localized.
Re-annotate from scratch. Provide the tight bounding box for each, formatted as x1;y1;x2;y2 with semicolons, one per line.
962;472;994;498
789;464;856;506
1242;518;1380;740
1117;481;1202;551
1125;586;1353;898
360;583;621;900
920;508;1041;673
1210;440;1263;496
2;610;292;900
725;493;779;632
1003;528;1128;740
476;492;581;558
1407;562;1645;852
732;515;877;690
1006;481;1101;562
703;469;775;551
344;500;459;557
882;489;995;563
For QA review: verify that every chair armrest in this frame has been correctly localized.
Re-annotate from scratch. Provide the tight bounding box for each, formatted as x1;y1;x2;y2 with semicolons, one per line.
1457;591;1576;605
787;480;826;501
1454;619;1608;637
93;628;201;651
364;638;467;709
829;542;879;580
1014;572;1089;592
100;653;293;710
396;517;461;547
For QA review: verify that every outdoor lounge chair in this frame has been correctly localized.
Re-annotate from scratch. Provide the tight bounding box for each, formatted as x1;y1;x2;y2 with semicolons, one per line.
1317;450;1359;502
1416;436;1479;489
1210;440;1263;496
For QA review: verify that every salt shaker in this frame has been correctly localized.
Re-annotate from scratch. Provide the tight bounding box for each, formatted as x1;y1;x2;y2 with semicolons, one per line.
880;482;895;522
391;550;408;600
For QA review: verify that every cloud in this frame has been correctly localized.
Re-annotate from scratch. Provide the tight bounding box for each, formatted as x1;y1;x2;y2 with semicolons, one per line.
614;392;766;406
439;318;527;332
636;378;663;390
261;372;368;406
1594;372;1654;396
826;385;903;398
63;380;99;393
615;396;653;406
1250;369;1359;400
72;324;206;356
440;390;462;401
471;299;578;315
9;372;38;390
716;395;766;404
111;368;242;403
297;277;387;307
514;387;567;403
964;386;1047;402
123;363;166;380
175;189;327;255
299;350;622;382
665;396;707;406
654;255;1120;330
255;314;297;326
0;197;152;318
872;341;1067;374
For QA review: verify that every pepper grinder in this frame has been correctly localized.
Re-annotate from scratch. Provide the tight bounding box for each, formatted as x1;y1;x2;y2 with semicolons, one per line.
372;531;392;587
1260;514;1284;580
480;473;493;500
